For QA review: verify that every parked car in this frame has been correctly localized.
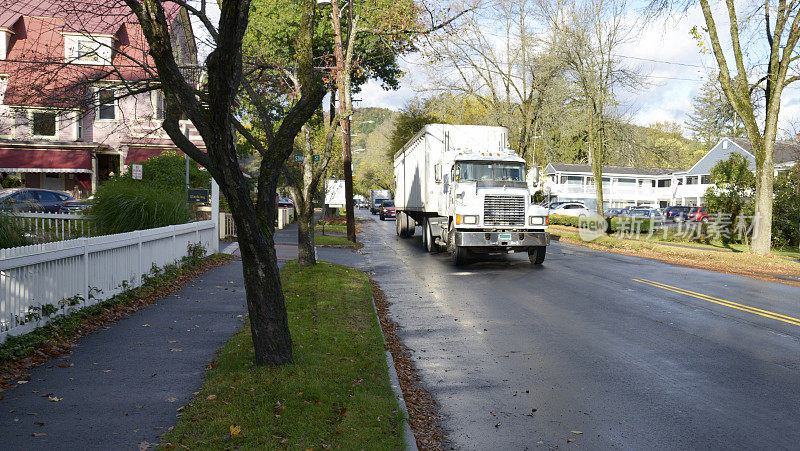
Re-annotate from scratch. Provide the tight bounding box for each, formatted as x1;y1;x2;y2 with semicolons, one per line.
604;208;624;217
628;208;665;220
59;198;93;214
379;200;396;221
550;202;591;217
664;205;692;222
0;188;74;213
277;197;294;208
689;206;710;222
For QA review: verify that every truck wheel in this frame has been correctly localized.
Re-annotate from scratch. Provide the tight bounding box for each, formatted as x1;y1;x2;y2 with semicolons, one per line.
424;219;438;253
396;214;401;236
528;246;546;265
449;226;467;265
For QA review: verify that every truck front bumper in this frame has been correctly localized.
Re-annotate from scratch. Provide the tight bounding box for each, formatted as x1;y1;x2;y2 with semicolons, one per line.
455;230;550;249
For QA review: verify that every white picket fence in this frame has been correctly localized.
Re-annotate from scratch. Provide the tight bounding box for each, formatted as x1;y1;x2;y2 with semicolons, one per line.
12;212;95;243
218;207;296;239
0;220;217;343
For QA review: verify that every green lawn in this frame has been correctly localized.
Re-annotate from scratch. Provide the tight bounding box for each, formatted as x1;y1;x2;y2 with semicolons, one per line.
161;261;404;449
314;233;358;247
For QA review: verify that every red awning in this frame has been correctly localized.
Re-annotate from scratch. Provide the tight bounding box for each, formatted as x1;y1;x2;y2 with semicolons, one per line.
0;149;92;173
125;147;166;165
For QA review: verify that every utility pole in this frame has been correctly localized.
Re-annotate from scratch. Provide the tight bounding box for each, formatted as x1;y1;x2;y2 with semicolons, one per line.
331;0;356;243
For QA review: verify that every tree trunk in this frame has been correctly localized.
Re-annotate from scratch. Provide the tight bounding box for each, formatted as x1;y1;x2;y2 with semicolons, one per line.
297;203;316;266
224;183;293;366
751;139;774;255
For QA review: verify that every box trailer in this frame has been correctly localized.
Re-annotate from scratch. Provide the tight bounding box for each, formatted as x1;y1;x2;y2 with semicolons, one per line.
393;124;550;265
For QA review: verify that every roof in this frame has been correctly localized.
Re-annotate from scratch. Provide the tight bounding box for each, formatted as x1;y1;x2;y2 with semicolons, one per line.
545;163;678;177
727;137;800;165
0;0;184;107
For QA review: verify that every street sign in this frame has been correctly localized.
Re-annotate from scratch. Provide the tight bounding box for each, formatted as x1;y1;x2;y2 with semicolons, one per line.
131;164;143;180
294;155;304;162
187;188;209;203
313;154;321;162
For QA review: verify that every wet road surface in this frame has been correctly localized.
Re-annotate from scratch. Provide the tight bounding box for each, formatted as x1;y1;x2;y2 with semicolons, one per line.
322;210;800;449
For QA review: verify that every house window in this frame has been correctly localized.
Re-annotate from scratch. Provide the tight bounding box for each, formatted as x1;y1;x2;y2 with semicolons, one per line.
97;89;116;120
561;175;583;185
76;113;83;140
700;175;712;184
32;112;57;136
76;39;101;62
153;91;165;120
0;75;7;104
657;179;671;188
685;176;698;185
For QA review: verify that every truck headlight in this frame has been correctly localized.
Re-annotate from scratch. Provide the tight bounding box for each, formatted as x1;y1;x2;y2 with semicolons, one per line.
529;216;547;225
458;215;478;225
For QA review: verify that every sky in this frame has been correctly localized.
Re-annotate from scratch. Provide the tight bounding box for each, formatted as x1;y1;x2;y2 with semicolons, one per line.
357;1;800;137
188;0;800;138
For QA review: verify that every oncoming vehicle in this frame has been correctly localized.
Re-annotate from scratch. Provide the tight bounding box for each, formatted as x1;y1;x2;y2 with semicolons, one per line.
379;200;396;220
393;124;549;266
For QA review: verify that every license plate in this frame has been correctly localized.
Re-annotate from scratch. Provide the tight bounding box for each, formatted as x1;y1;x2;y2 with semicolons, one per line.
498;233;512;240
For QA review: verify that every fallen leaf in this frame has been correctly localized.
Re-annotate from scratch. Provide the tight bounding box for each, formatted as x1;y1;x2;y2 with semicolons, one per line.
230;425;242;438
142;324;150;327
567;438;574;443
206;395;217;400
166;397;178;403
32;433;47;437
57;363;73;368
571;431;582;435
170;348;183;352
167;340;177;343
17;380;28;384
49;396;62;402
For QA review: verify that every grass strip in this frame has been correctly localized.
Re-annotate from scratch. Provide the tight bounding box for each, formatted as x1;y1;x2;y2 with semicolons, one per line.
314;234;360;247
0;253;234;390
550;225;800;285
162;261;404;449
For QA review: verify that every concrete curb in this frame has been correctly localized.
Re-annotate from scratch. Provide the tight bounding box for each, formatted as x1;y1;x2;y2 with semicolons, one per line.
371;295;418;451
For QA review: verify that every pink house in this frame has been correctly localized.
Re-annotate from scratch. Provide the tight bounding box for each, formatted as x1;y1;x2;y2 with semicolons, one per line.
0;0;205;195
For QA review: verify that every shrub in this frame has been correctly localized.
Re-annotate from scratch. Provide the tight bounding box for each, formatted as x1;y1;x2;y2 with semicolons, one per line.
0;211;29;249
703;153;755;244
772;164;800;248
93;179;190;234
121;151;211;191
548;214;580;227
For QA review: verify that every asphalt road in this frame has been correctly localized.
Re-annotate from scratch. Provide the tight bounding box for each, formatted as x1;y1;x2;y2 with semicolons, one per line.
324;210;800;449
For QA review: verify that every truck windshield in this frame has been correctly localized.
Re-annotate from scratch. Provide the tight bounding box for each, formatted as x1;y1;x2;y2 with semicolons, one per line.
455;162;525;182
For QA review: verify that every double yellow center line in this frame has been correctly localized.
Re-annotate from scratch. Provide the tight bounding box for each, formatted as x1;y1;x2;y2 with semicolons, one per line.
633;278;800;327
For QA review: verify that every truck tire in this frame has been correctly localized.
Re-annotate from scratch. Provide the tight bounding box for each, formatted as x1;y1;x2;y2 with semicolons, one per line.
424;218;438;253
396;213;402;236
528;246;546;265
448;226;468;265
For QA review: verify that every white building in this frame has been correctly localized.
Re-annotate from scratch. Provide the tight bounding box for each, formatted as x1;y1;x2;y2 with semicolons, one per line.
541;137;799;209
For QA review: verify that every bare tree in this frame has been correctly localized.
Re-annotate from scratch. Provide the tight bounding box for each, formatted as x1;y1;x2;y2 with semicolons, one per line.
543;0;640;214
421;0;562;163
690;0;800;254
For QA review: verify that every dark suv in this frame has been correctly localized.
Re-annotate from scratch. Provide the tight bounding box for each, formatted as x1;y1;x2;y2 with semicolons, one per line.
0;188;74;213
664;205;692;222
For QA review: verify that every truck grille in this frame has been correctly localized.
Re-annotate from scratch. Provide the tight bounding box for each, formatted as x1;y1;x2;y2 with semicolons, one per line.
483;195;525;226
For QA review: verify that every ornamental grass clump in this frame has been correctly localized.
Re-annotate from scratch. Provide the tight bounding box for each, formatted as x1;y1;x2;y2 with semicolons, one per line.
93;179;190;234
0;211;29;249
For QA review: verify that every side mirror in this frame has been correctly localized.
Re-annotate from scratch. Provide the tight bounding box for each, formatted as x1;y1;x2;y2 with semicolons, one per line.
527;167;539;190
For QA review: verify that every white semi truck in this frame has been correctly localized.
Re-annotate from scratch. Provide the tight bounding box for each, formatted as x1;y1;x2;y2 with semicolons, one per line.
393;124;550;265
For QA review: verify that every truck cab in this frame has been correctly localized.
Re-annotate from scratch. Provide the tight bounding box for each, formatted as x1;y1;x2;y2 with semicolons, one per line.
393;124;550;266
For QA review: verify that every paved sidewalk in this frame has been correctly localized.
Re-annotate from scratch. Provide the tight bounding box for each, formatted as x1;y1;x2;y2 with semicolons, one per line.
0;261;248;450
